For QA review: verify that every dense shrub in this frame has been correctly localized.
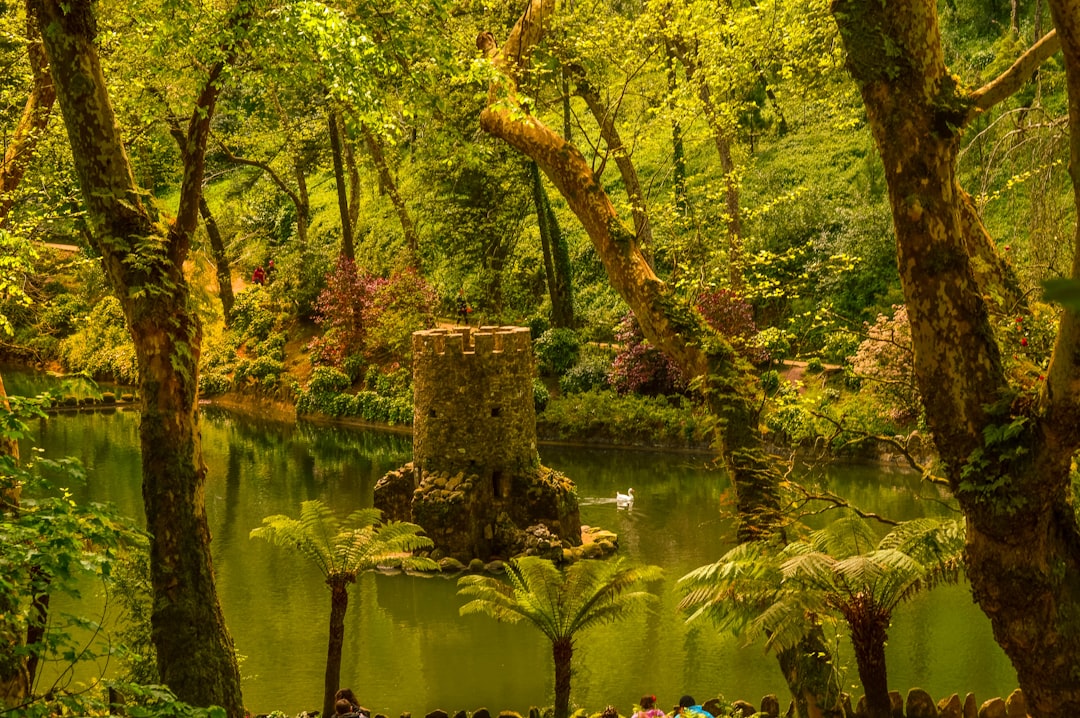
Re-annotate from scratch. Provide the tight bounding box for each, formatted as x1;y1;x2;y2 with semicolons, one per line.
199;372;231;396
308;366;352;394
537;390;707;448
533;378;550;412
560;355;611;394
56;296;138;384
38;293;87;337
609;313;686;396
534;327;582;376
527;315;550;340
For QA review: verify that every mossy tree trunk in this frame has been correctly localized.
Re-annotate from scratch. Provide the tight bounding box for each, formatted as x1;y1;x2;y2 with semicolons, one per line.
31;1;243;714
529;161;575;328
0;1;55;225
833;0;1080;714
479;0;781;542
329;110;356;261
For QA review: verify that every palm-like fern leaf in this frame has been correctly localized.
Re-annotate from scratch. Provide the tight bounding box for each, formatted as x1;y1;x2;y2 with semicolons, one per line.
458;556;662;641
250;500;436;581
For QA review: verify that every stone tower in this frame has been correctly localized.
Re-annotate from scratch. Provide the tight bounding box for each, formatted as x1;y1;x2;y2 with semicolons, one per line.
375;326;582;563
412;326;538;485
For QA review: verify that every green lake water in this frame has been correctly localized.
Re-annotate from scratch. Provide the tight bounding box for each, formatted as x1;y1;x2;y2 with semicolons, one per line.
5;372;1017;716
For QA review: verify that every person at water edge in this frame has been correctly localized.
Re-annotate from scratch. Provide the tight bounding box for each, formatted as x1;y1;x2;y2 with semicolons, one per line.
252;265;265;285
673;695;710;718
632;694;666;718
457;290;472;326
334;688;369;717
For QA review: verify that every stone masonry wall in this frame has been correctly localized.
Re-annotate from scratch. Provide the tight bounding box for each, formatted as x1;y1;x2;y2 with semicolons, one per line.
412;326;538;480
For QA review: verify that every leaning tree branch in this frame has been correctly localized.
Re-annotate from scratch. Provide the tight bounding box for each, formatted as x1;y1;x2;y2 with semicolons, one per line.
966;30;1061;123
809;409;948;486
214;137;304;213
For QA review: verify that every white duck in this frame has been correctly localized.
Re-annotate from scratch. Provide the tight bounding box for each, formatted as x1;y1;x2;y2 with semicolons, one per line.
616;487;635;504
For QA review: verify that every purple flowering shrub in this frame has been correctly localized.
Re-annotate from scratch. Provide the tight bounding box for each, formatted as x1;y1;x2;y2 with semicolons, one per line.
609;313;687;395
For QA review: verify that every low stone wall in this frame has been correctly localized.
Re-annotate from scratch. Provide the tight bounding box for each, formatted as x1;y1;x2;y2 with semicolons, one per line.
271;686;1030;718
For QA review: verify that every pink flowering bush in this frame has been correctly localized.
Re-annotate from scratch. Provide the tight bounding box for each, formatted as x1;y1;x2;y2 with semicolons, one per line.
307;257;437;373
609;312;687;395
850;305;921;422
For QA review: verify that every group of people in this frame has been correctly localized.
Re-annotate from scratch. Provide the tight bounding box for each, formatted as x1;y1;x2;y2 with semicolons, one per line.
630;694;712;718
251;260;276;285
332;689;707;718
333;688;369;718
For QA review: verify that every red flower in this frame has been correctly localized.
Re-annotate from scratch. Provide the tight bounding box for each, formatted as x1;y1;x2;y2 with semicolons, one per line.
1016;316;1023;323
1020;337;1029;347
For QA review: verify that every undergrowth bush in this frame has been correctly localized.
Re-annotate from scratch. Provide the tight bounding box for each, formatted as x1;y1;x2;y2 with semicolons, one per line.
534;327;582;376
560;354;611;394
537;390;707;448
56;296;138;384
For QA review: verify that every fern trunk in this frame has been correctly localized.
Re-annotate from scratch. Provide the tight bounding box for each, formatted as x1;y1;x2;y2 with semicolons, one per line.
324;576;351;718
846;602;891;718
552;637;573;718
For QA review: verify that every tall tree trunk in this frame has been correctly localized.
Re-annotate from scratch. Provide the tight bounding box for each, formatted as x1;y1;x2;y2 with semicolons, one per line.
199;196;236;324
667;42;688;215
833;1;1080;714
362;126;420;270
344;125;362;232
324;578;351;718
329;110;355;261
478;0;781;541
552;637;573;718
32;2;244;714
166;119;235;322
531;162;560;318
0;2;55;224
529;162;575;327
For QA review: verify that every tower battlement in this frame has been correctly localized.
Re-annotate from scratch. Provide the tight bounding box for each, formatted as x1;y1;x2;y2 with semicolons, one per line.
412;325;533;358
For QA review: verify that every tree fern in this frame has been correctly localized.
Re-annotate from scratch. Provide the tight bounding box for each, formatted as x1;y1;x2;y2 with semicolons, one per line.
679;512;965;717
251;500;436;718
458;556;662;718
